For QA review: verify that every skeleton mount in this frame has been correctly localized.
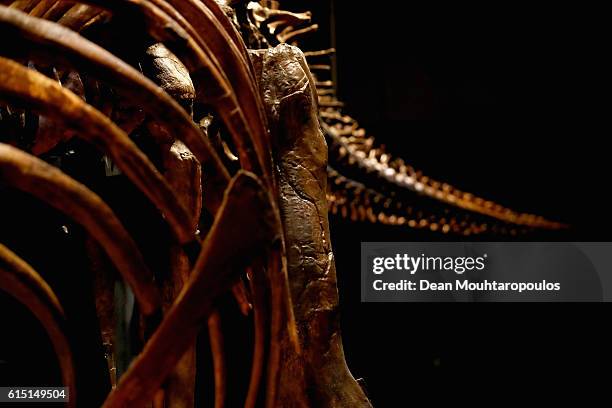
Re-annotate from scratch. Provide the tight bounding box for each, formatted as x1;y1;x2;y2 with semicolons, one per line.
0;1;563;407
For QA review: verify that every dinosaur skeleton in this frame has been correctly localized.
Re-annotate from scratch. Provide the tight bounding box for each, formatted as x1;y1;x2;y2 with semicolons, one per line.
0;1;562;407
248;1;565;236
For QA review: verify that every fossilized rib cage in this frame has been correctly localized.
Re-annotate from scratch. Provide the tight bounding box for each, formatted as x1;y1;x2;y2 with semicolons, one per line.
0;1;370;407
0;1;563;407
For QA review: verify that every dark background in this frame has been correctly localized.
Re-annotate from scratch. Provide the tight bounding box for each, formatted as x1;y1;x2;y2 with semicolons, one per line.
292;0;610;406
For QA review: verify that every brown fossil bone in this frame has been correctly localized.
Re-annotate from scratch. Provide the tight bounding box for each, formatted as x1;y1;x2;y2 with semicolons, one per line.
51;0;272;188
85;236;120;389
24;1;72;19
207;310;227;408
0;4;231;213
102;170;279;407
31;69;84;156
144;0;273;184
252;43;372;408
0;2;376;407
1;5;289;406
0;143;160;315
247;1;314;44
321;114;567;233
243;262;267;408
28;1;75;21
199;0;252;61
263;2;566;235
0;56;199;244
74;0;268;183
0;243;76;407
144;41;201;408
145;43;196;112
55;3;107;30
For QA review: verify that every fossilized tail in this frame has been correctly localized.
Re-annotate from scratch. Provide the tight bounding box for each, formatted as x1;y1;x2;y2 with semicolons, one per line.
252;1;567;236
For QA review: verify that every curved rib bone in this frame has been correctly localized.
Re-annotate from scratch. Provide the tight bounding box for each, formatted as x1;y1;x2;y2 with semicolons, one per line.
244;262;267;408
0;4;231;213
32;1;74;21
102;170;279;407
155;0;272;185
208;310;227;408
0;143;160;315
0;56;198;244
0;243;76;408
55;3;108;31
69;0;265;181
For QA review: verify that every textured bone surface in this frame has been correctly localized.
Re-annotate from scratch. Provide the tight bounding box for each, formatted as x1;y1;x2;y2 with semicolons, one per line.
145;43;196;105
145;42;200;408
251;43;372;408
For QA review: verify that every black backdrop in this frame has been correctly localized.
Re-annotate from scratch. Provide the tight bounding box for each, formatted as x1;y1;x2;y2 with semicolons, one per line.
292;0;610;405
